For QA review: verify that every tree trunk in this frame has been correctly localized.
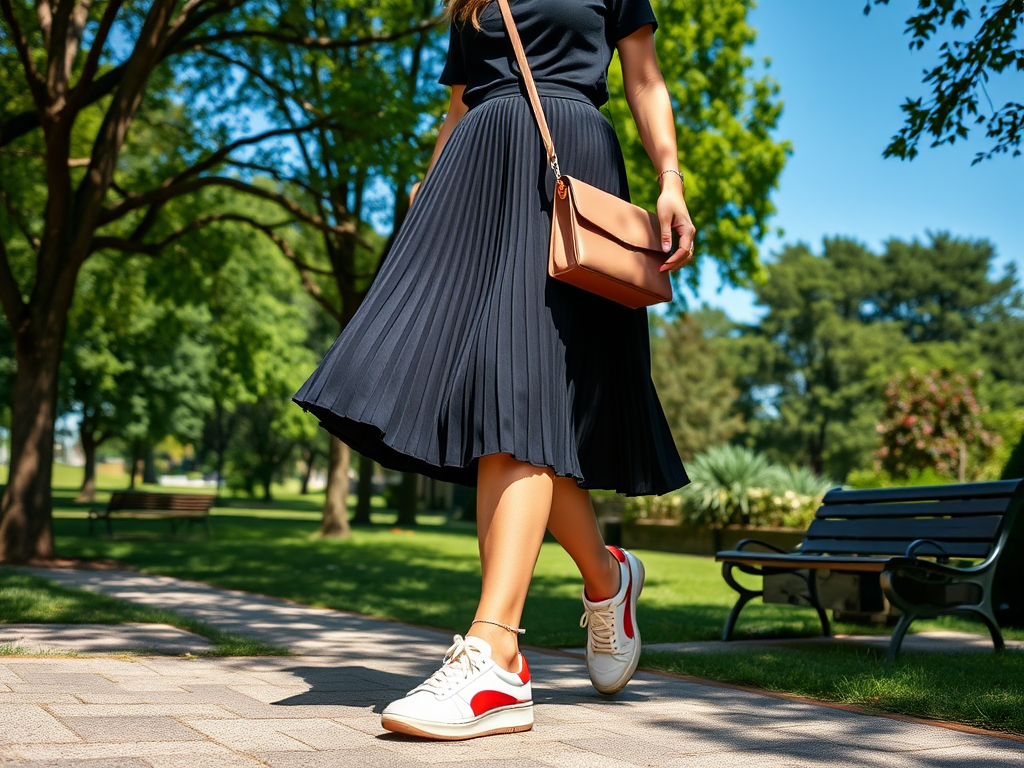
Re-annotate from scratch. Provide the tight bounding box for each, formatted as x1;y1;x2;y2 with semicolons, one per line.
128;442;140;489
319;436;351;537
262;472;274;502
142;444;157;485
395;472;419;527
299;444;319;495
76;428;97;503
352;454;374;525
0;336;63;562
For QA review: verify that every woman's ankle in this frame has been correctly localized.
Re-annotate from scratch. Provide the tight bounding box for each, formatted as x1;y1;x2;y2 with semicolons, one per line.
582;548;622;603
466;621;520;673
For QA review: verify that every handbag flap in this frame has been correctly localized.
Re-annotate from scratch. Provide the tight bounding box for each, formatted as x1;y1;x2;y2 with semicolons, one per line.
562;176;663;253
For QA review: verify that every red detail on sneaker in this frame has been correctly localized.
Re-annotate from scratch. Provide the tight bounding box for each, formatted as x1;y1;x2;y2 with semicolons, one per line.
517;653;531;683
470;690;526;716
607;545;626;563
623;562;635;639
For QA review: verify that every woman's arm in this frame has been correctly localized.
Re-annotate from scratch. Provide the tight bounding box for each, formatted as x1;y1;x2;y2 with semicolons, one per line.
616;27;696;274
410;85;469;205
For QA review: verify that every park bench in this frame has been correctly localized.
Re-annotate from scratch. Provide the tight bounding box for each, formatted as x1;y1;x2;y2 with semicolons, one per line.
88;491;216;539
714;478;1023;662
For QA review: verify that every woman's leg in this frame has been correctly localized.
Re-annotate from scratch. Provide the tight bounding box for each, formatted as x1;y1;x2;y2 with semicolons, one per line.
467;452;554;673
547;476;621;602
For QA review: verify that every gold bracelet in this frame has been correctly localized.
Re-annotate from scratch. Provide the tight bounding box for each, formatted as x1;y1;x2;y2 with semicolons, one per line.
470;619;526;635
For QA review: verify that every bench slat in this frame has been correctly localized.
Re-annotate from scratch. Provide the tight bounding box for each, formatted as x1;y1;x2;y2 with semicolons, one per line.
805;515;1002;543
715;552;890;572
107;492;216;513
821;479;1020;505
800;538;992;558
814;497;1010;519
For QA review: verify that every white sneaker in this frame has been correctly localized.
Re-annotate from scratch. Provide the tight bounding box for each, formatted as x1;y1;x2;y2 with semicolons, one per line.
380;634;533;740
580;545;645;694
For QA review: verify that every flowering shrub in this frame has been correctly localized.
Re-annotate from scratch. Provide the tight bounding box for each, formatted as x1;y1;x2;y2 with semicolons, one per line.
623;444;832;530
875;367;1000;481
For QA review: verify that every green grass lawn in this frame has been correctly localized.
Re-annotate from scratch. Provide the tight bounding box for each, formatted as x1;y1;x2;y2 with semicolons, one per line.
5;464;1024;735
0;570;288;657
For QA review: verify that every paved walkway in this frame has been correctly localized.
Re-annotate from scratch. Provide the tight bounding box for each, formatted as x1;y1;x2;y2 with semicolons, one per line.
1;566;1021;767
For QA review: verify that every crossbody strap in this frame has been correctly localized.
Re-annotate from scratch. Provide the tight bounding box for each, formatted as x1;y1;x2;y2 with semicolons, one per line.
494;0;561;179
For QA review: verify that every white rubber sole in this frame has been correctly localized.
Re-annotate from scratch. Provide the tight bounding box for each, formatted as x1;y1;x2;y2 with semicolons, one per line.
381;702;534;740
590;551;646;695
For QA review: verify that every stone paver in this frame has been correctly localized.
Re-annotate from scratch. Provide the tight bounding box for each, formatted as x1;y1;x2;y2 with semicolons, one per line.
0;624;212;656
0;565;1020;767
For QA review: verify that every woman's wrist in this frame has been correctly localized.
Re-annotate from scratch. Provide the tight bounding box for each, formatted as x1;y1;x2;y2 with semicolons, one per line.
657;168;684;195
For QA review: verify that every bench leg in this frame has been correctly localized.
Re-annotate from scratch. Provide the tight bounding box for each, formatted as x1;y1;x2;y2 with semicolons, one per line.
721;563;762;641
887;611;915;663
203;517;211;540
967;607;1005;653
805;572;832;638
105;516;113;539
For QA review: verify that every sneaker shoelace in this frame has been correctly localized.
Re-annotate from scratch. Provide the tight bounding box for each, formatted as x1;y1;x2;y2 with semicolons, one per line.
580;604;622;656
413;634;488;695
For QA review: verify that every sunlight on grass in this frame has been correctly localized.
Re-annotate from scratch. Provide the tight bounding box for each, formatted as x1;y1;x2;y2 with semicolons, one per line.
0;571;289;657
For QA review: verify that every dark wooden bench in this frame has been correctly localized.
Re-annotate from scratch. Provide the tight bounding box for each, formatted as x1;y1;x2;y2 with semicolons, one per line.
88;491;216;539
714;479;1023;661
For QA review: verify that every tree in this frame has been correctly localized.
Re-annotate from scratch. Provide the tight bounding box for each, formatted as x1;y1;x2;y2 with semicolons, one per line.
649;310;744;460
864;0;1024;164
0;0;438;561
63;253;213;501
610;0;791;299
732;239;910;478
214;0;450;537
728;233;1024;480
876;367;999;482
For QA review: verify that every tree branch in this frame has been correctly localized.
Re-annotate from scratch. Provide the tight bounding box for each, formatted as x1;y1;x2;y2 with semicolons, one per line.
182;15;443;50
0;236;27;325
0;0;48;110
67;0;125;111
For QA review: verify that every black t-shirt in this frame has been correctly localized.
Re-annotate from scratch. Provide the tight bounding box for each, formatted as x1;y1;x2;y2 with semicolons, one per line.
438;0;658;109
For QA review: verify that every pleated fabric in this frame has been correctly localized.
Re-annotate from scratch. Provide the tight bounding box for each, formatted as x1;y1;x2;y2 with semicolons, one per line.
292;81;689;497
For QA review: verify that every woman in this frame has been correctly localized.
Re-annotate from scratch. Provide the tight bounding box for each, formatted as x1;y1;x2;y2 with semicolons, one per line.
293;0;695;741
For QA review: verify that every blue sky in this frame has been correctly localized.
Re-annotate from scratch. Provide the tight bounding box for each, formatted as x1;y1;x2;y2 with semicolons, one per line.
684;1;1023;323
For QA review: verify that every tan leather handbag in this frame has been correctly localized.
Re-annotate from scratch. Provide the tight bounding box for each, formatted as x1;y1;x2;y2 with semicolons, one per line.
495;0;673;310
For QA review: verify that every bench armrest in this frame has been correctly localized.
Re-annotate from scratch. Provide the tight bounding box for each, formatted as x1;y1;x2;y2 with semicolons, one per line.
904;538;951;563
733;538;796;555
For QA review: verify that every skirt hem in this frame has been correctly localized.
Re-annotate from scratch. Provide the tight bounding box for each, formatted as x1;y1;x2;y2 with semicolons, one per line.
293;397;675;497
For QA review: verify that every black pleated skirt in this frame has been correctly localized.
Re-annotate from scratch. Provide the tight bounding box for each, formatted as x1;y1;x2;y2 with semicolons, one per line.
292;81;689;497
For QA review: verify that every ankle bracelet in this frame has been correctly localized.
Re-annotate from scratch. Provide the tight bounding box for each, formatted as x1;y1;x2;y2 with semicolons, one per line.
470;619;525;635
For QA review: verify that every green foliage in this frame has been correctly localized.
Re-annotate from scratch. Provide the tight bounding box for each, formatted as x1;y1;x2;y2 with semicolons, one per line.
607;0;791;298
628;444;832;529
676;444;773;526
764;464;838;499
724;233;1024;481
649;312;744;460
845;466;953;490
1003;432;1024;480
864;0;1024;164
876;367;1000;482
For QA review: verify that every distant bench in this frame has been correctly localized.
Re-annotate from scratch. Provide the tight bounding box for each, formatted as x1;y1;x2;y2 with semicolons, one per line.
88;491;216;539
714;479;1023;662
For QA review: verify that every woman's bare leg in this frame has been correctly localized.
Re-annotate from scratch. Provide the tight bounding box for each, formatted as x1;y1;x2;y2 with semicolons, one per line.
547;476;621;601
468;453;554;673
